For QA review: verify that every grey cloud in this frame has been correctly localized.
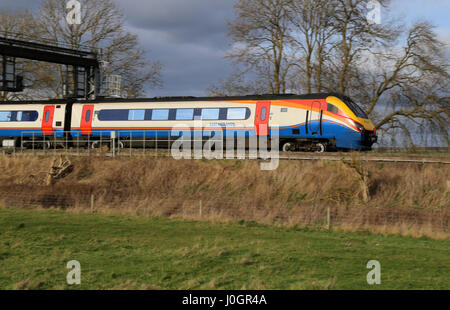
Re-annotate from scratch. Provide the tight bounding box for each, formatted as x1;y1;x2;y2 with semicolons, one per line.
0;0;237;97
112;0;235;49
130;26;233;97
0;0;40;11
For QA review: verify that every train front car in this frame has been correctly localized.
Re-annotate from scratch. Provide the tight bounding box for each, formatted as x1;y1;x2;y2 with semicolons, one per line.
275;93;378;152
324;94;377;151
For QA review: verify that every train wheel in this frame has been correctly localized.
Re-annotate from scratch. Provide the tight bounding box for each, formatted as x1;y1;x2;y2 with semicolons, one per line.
281;142;294;152
91;141;102;149
91;141;111;150
315;142;326;153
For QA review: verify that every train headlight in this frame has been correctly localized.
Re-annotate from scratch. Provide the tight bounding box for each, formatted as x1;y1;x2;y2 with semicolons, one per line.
352;120;365;132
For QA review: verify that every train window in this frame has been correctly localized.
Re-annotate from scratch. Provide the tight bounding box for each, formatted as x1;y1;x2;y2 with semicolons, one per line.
201;109;220;120
261;107;267;121
227;108;247;120
2;111;38;122
128;109;145;121
176;109;194;120
281;108;288;112
21;111;38;122
152;109;169;121
194;108;202;118
44;110;50;122
168;109;177;120
145;109;152;120
85;110;91;122
0;111;12;122
219;108;228;120
327;104;339;114
344;98;368;118
98;109;129;121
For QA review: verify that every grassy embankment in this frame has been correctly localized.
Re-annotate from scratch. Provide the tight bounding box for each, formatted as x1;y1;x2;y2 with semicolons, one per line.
0;155;448;238
0;208;449;290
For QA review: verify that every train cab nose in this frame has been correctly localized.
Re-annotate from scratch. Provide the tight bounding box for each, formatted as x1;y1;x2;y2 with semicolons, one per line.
361;127;377;149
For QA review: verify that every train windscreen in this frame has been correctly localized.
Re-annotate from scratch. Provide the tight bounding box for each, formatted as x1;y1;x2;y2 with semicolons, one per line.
344;98;368;119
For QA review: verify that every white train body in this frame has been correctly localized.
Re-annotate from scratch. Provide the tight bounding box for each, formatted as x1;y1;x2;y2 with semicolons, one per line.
0;94;378;151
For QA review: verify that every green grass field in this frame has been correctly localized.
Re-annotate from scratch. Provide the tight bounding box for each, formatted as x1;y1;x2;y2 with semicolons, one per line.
0;207;448;290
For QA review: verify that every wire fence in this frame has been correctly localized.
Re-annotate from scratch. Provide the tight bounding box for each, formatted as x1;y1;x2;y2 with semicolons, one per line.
0;130;448;164
14;130;177;158
1;189;448;234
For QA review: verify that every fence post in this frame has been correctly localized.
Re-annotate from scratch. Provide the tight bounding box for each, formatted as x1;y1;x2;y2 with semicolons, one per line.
111;131;116;157
90;194;94;213
143;130;146;155
21;132;24;154
199;200;203;218
168;131;171;157
327;206;331;230
65;131;68;156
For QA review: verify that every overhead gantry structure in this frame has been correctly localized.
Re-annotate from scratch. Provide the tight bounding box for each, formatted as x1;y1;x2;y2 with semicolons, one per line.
0;34;101;99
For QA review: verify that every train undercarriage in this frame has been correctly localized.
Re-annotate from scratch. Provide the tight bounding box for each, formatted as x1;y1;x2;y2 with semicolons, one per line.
3;136;350;153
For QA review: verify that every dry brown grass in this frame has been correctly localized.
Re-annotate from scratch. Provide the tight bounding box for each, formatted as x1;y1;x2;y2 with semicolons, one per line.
0;155;448;239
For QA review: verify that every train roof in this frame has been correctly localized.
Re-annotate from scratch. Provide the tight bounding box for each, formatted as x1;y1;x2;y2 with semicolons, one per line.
0;92;349;105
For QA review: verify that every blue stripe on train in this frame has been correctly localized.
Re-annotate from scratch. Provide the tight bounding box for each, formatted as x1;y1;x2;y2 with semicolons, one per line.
0;128;65;137
70;121;365;150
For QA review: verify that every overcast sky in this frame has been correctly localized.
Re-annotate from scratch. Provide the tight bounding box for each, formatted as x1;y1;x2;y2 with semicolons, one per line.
0;0;449;97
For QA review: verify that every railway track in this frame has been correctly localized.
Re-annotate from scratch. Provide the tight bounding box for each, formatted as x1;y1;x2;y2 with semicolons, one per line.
4;148;449;164
277;153;450;164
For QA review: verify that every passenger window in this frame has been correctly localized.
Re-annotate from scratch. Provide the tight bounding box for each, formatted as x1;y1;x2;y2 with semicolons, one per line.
17;111;23;121
261;107;267;121
176;109;194;120
98;109;129;121
0;111;12;122
227;108;247;120
128;109;145;121
201;108;220;120
152;109;169;121
281;108;288;112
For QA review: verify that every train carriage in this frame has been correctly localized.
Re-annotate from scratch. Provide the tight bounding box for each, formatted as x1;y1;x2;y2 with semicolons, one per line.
0;101;67;148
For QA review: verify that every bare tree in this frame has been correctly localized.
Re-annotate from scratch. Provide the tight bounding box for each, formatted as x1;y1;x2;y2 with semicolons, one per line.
218;0;449;147
226;0;294;94
0;10;59;100
38;0;163;98
206;69;268;96
351;22;449;146
287;0;335;93
1;0;162;100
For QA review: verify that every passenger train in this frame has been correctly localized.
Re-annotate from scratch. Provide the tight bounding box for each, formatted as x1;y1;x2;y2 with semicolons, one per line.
0;93;377;152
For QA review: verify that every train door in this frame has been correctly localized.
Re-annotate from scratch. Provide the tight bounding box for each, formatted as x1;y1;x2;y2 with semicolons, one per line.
42;105;55;135
80;105;94;135
254;101;271;136
308;101;321;136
